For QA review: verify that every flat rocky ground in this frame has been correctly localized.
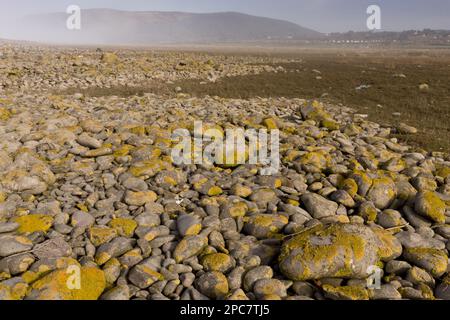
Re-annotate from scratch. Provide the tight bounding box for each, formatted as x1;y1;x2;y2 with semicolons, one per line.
0;43;449;300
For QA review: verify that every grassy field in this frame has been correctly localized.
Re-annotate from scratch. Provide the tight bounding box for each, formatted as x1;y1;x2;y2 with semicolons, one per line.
62;48;450;154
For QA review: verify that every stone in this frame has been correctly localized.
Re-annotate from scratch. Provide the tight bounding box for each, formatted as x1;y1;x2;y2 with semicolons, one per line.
128;264;164;289
124;190;158;206
376;209;407;229
173;235;208;263
33;238;72;259
14;214;54;234
71;211;95;229
300;193;338;219
403;248;448;277
26;266;106;300
201;253;235;273
177;215;202;237
358;201;378;222
0;253;35;275
385;260;411;275
195;271;229;299
249;188;278;207
253;279;287;299
76;133;102;149
435;276;450;300
396;231;445;250
95;237;136;265
397;123;418;134
0;222;19;233
366;177;397;209
88;226;117;247
406;267;435;287
100;285;130;300
322;285;369;300
415;191;447;223
243;214;288;239
80;119;104;133
0;235;33;257
370;284;402;300
0;278;29;300
108;218;138;237
122;177;148;192
330;190;355;207
279;224;398;281
231;184;253;198
1;45;449;301
226;289;249;300
243;266;273;292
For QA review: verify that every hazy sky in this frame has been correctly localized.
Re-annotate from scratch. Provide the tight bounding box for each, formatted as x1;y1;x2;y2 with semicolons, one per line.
0;0;449;33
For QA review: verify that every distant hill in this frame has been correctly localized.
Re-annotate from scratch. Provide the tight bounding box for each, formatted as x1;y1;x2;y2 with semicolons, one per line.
17;9;322;45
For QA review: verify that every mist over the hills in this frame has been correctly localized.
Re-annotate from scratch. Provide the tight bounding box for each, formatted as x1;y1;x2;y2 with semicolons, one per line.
9;9;322;45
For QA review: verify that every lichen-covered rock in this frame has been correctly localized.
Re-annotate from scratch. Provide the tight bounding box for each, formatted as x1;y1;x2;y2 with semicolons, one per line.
253;279;287;299
403;248;448;277
249;188;278;207
26;266;106;300
0;253;35;276
322;285;370;300
415;191;447;223
370;226;403;261
108;218;137;237
279;224;394;281
243;266;273;291
173;235;208;263
298;151;331;173
201;253;235;273
13;214;53;234
124;190;158;207
128;264;164;289
195;271;229;299
243;214;288;239
88;226;118;247
177;214;202;237
95;237;135;265
0;277;29;300
366;177;397;209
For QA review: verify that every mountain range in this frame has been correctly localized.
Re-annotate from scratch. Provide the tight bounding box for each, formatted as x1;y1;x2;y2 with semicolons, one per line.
18;9;322;45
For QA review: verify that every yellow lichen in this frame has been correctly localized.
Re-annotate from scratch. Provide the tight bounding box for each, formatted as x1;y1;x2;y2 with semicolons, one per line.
0;107;11;121
405;247;448;277
262;117;278;131
201;253;232;272
300;151;331;172
279;224;368;280
108;218;137;237
340;178;358;198
228;202;248;218
208;186;223;196
436;166;450;179
184;223;202;236
322;285;369;300
419;191;446;223
88;226;117;246
14;214;54;234
30;266;106;300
